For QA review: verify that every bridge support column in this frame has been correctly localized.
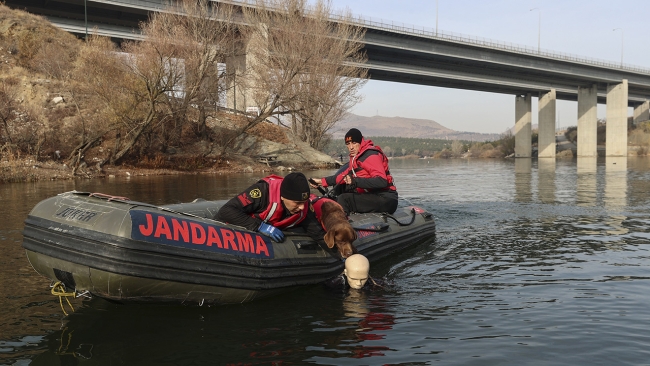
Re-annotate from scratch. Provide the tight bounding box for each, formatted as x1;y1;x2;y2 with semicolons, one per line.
606;80;628;157
515;94;532;158
577;84;598;157
226;54;249;112
633;101;649;124
538;89;556;158
226;24;268;113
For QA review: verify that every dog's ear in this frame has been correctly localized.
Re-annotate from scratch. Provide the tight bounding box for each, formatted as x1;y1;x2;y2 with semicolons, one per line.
324;230;335;248
353;229;358;241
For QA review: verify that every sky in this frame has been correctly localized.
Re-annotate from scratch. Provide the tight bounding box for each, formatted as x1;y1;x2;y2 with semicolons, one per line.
324;0;649;134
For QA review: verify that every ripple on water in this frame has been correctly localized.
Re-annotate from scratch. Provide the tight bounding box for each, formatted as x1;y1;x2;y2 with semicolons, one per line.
2;158;650;365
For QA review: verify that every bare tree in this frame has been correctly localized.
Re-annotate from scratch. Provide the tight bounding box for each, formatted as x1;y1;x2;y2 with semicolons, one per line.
222;0;367;153
70;31;181;167
145;0;237;144
288;4;367;150
0;81;43;157
69;36;135;168
451;140;463;155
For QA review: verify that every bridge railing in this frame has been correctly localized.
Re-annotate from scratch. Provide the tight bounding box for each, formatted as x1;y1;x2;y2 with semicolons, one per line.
336;14;650;75
99;0;650;75
223;0;650;75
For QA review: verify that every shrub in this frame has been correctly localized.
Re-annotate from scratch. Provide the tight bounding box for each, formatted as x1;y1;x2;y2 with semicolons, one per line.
565;126;577;143
597;124;606;145
434;149;453;159
637;121;650;133
480;149;504;158
497;133;515;156
629;129;650;147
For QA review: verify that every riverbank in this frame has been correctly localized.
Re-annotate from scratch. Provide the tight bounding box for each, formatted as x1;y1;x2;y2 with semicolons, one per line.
0;155;251;182
1;129;339;182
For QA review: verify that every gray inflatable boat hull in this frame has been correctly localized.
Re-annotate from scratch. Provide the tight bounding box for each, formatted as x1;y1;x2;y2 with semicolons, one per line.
22;191;436;305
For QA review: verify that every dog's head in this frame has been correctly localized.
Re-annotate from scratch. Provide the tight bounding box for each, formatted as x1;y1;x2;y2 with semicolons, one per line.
324;222;358;259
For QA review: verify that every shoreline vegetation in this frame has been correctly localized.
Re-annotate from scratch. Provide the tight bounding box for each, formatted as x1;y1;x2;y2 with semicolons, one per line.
1;3;649;183
0;0;365;182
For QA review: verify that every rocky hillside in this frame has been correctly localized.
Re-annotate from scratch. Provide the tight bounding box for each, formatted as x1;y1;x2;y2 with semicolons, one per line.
332;113;502;141
0;4;337;181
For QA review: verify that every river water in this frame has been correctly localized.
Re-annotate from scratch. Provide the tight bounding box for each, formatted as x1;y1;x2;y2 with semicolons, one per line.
1;157;650;365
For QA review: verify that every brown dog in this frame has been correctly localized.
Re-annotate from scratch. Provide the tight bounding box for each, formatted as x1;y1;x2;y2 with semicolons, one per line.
320;199;358;259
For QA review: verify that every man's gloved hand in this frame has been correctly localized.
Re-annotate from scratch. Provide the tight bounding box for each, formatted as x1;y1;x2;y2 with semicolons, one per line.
344;175;357;192
258;222;285;242
308;178;321;188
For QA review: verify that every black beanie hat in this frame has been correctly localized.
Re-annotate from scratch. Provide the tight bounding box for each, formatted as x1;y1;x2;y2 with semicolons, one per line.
344;128;363;144
280;172;310;201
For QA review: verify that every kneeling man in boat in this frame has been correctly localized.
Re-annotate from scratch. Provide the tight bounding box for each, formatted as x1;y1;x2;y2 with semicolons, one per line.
215;172;326;244
310;128;398;215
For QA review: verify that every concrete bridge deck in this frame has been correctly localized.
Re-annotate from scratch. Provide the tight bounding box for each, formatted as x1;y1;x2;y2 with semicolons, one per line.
6;0;650;158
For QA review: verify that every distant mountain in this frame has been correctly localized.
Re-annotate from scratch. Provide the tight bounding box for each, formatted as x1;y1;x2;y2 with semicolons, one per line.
332;114;501;142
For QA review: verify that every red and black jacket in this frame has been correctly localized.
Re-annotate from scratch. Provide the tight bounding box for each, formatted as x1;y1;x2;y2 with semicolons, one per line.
214;176;325;245
321;138;396;194
253;175;308;229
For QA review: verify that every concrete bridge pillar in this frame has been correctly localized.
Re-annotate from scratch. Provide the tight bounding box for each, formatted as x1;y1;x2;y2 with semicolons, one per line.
226;53;250;112
633;101;650;124
515;94;532;158
606;80;628;157
226;24;268;114
577;84;598;157
538;89;556;158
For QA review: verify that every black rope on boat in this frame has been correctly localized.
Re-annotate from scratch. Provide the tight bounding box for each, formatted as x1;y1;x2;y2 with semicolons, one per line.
383;208;417;227
352;224;389;232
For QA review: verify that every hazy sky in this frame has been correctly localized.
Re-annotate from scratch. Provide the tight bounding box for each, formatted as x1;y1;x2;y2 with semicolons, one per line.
326;0;649;134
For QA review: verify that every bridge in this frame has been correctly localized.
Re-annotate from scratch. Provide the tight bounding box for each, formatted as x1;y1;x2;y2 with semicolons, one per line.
7;0;650;158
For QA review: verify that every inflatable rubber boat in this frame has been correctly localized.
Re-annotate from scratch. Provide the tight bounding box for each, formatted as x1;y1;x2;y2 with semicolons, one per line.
22;191;436;305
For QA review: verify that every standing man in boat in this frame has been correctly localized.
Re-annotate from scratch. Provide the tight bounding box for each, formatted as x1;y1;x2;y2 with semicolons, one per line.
310;128;398;215
215;172;326;244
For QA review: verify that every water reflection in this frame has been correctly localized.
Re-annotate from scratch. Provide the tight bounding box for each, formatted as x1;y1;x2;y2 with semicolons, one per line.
340;291;394;359
514;158;532;202
4;158;650;365
28;287;399;365
628;157;650;206
538;159;556;204
576;157;598;206
604;157;627;208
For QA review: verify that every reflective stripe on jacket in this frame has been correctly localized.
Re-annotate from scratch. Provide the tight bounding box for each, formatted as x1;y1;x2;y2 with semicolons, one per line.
253;175;308;229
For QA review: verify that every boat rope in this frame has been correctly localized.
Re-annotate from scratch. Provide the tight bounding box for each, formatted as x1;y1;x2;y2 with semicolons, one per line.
51;281;76;316
369;276;384;288
89;192;131;201
57;327;75;356
383;208;417;226
57;327;93;359
352;224;389;232
82;191;253;231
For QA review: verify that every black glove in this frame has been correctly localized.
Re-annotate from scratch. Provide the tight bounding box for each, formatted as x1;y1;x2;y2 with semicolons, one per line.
344;175;357;192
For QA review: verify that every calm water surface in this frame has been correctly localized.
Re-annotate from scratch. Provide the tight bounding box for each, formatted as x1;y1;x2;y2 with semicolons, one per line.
2;157;650;365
